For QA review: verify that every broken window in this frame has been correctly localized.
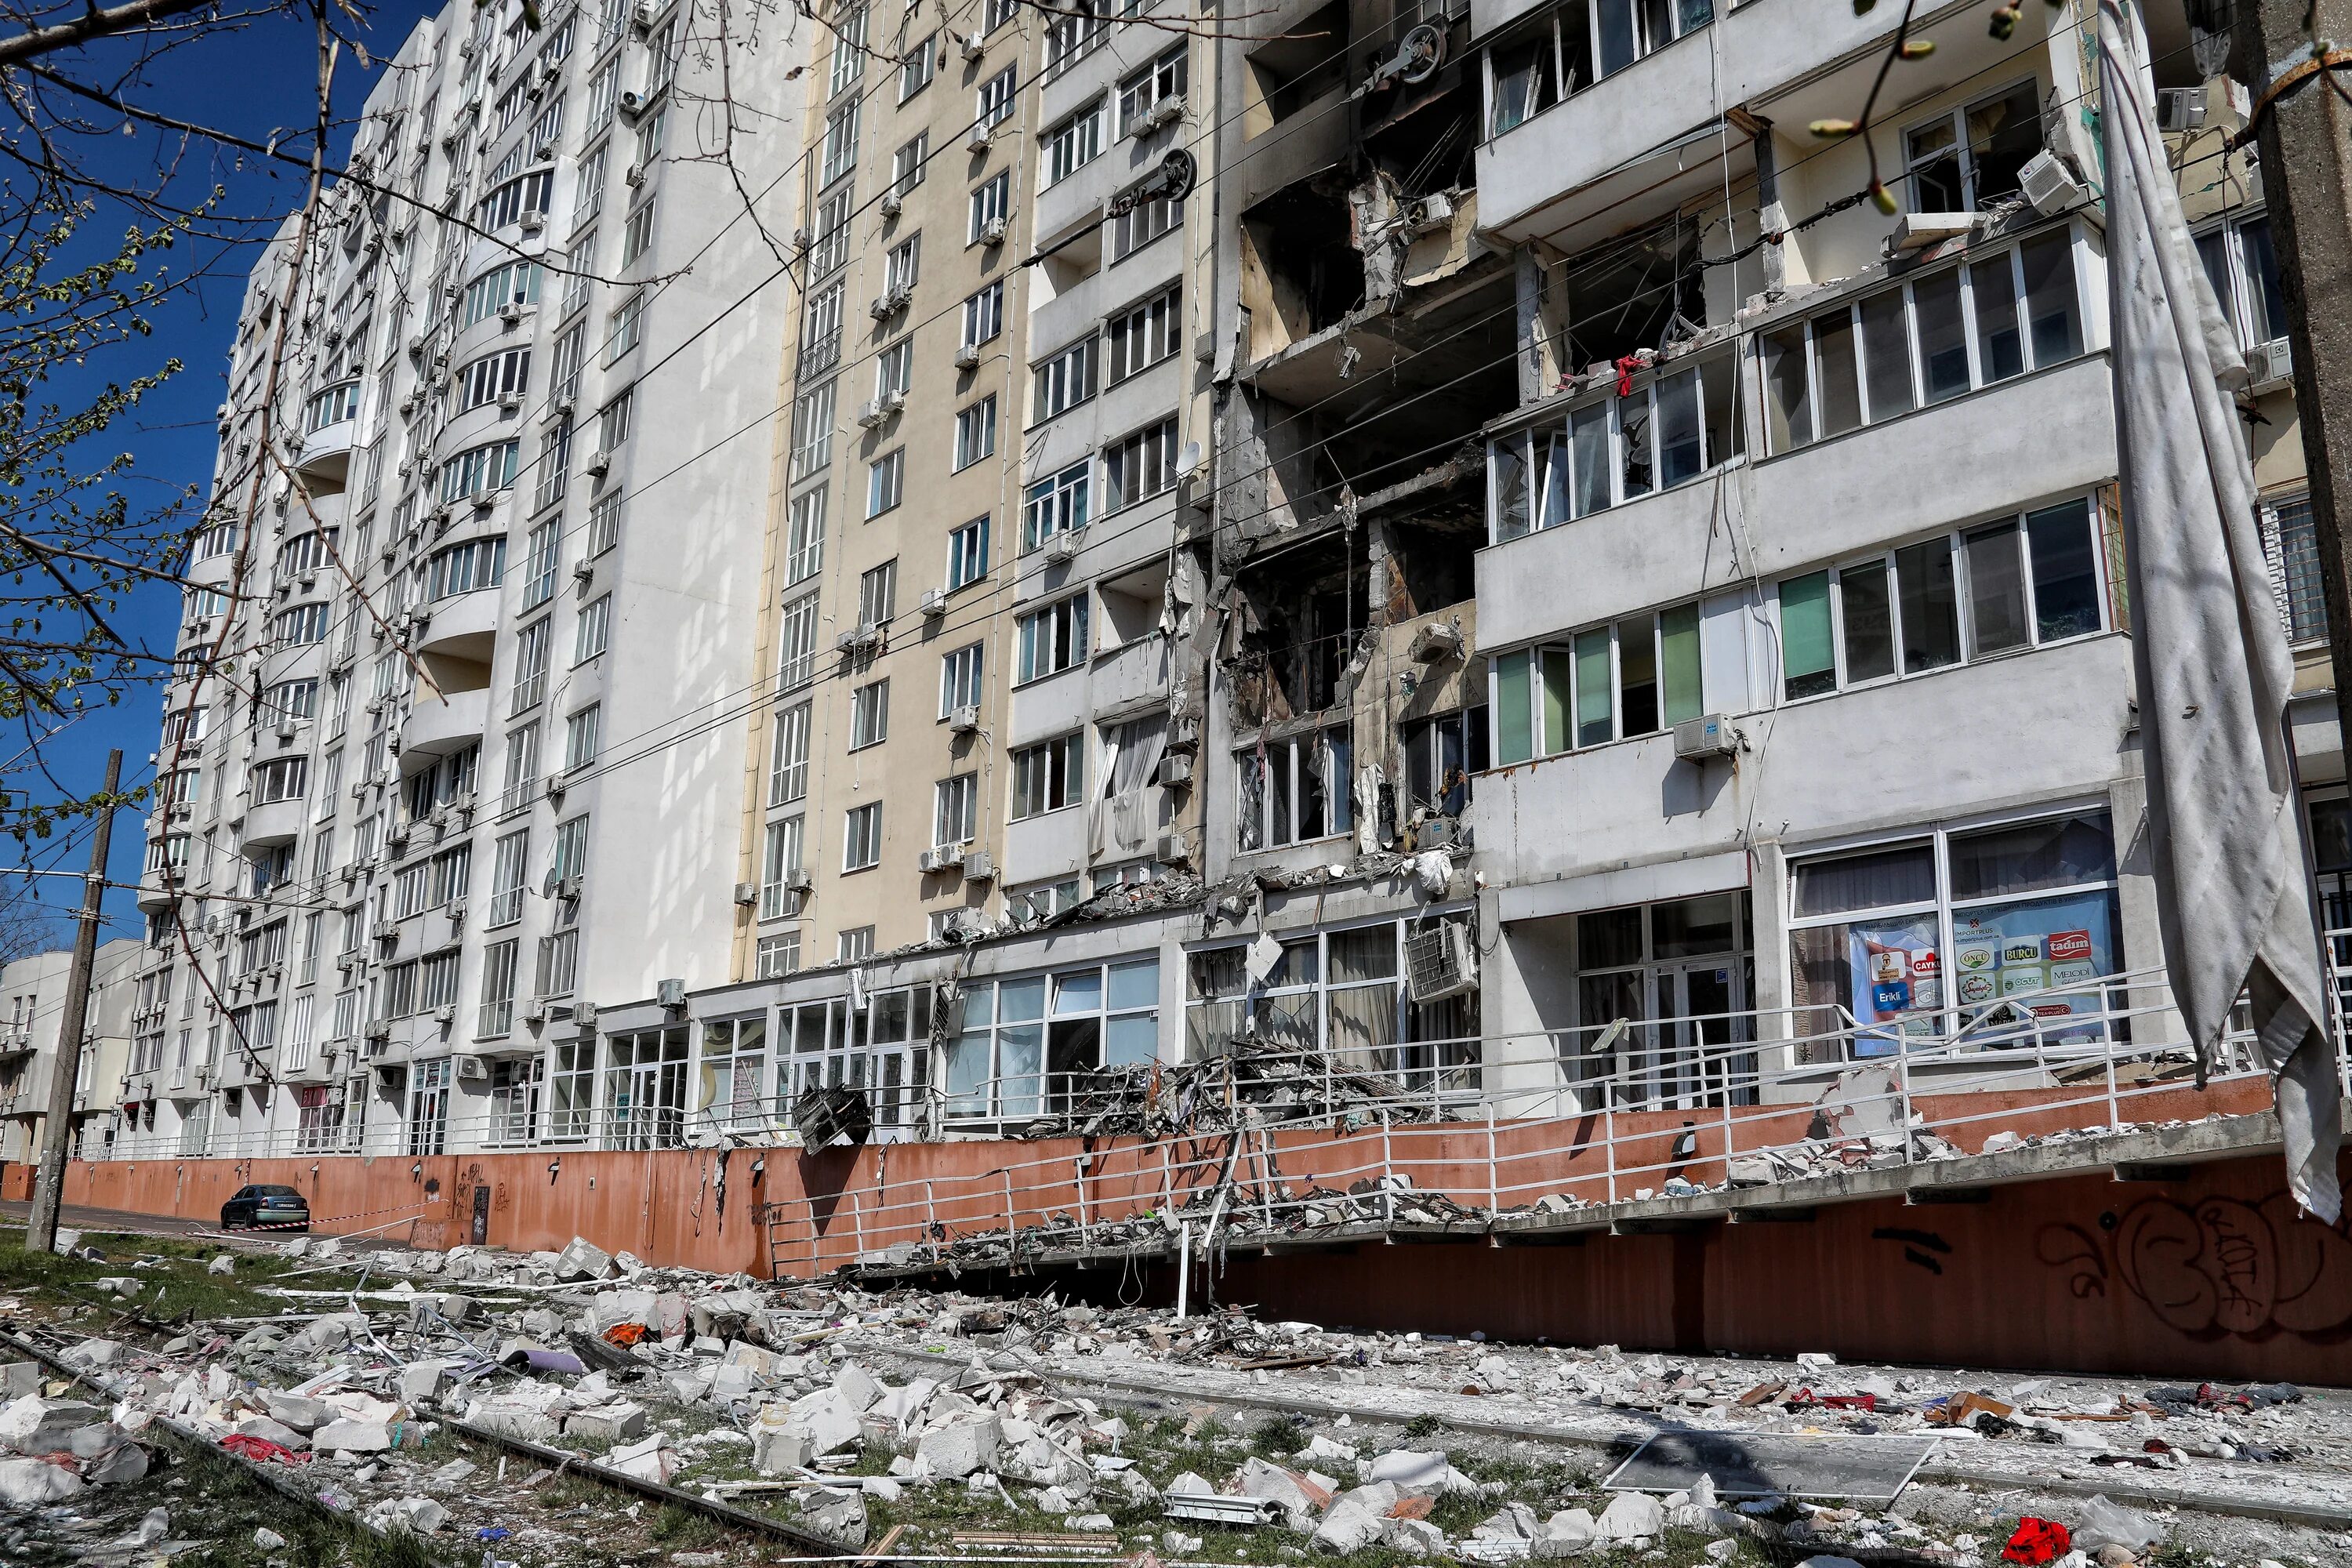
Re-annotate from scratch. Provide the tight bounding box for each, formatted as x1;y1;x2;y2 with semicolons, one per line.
1485;0;1703;137
1402;706;1489;815
1490;345;1740;540
1904;80;2043;213
1234;726;1352;851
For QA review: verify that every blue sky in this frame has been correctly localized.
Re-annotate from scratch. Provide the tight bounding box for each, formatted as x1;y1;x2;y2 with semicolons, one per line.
11;2;435;949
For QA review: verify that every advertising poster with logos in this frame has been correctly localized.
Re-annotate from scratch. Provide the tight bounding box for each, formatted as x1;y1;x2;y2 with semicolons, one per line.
1844;913;1943;1056
1948;891;2118;1044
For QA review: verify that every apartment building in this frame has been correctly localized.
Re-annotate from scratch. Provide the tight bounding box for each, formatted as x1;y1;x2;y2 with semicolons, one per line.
109;0;2336;1163
0;939;140;1167
122;0;804;1157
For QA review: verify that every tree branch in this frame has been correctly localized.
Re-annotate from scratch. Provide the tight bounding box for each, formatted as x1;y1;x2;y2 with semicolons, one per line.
0;0;227;67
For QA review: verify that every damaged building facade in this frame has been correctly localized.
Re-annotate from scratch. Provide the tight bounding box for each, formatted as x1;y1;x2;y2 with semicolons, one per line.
89;0;2338;1164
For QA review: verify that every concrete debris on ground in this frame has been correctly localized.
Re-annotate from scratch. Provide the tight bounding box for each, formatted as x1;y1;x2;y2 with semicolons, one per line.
5;1228;2344;1568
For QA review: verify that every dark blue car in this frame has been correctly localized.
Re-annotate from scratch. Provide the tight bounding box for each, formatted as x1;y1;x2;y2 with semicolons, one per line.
220;1184;310;1231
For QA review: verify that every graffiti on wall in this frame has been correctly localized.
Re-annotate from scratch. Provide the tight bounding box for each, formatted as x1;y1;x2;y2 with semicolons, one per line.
2038;1191;2352;1341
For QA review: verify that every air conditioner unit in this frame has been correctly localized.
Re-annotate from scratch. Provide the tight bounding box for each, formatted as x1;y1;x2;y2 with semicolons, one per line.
947;703;980;733
2248;338;2295;388
1671;713;1741;760
960;29;985;60
454;1054;487;1080
498;393;521;415
1889;211;1973;252
962;850;995;883
918;845;964;874
949;342;981;372
978;216;1007;245
1403;920;1478;1003
618;90;645;120
856;399;889;429
364;1018;392;1042
433;1004;456;1025
837;625;881;654
584;452;611;478
942;910;989;942
1157;752;1193;787
869;289;908;321
574;1001;598;1026
656;977;687;1008
790;225;813;252
499;301;524;326
783;869;814;894
1131;96;1182;139
965;122;993;153
523;1002;548;1025
547;396;575;422
544;775;567;802
2155;85;2208;133
275;718;299;741
732;880;757;906
572;559;595;586
1401;191;1455;236
1044;526;1084;564
1156;829;1191;865
880;387;906;414
2016;149;2086;216
919;588;947;618
518;210;543;234
625;162;647;188
631;0;657;30
878;191;902;219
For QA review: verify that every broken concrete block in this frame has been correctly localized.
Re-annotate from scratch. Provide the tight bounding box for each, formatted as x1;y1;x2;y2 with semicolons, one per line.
0;1397;104;1456
392;1496;448;1534
312;1418;396;1453
1311;1483;1399;1555
916;1414;1002;1479
1530;1509;1597;1559
565;1402;649;1443
82;1439;149;1486
587;1290;658;1333
786;1386;864;1455
800;1488;869;1548
263;1393;333;1433
467;1403;564;1443
233;1416;309;1451
1237;1457;1323;1528
833;1361;882;1411
60;1340;121;1370
1595;1492;1664;1542
397;1363;445;1405
554;1236;614;1282
0;1456;83;1504
207;1255;234;1277
606;1433;675;1483
655;1291;690;1339
0;1367;34;1401
1361;1449;1449;1491
751;1409;812;1475
50;1229;80;1256
1383;1518;1448;1555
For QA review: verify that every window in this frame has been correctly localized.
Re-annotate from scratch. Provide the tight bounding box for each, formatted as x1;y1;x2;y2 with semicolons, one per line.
954;396;997;470
756;933;802;978
1905;81;2042;214
811;184;854;278
426;537;506;599
563;704;601;771
1760;232;2082;456
575;141;611;222
1776;495;2110;701
759;815;804;918
529;93;565;153
700;1014;768;1133
1022;465;1090;555
1486;27;1564;137
1789;811;2122;1056
941;643;984;715
1101;417;1177;511
856;559;898;629
1034;339;1094;420
622;197;657;265
550;813;590;891
272;603;331;646
961;281;1004;347
602;1025;688;1149
1402;706;1491;815
884;236;920;296
968;171;1011;243
867;449;905;517
1490;347;1739;541
946;517;989;590
1185;920;1471;1079
478;169;554;229
1110;179;1181;260
946;958;1158;1120
605;292;644;363
828;3;867;96
1234;726;1353;850
548;327;586;411
978;65;1016;127
1017;594;1089;681
463;262;542;327
786;487;826;584
263;679;318;722
849;680;890;749
306;381;361;431
512;618;551;713
1044;101;1102;184
898;33;936;100
457;347;529;412
586;488;624;554
843;801;882;870
533;419;572;513
574;593;612;662
499;722;541;814
891;133;928;196
791;380;836;478
1106;288;1179;383
1011;733;1083;818
598;388;634;452
2198;213;2291;361
563;232;599;318
440;439;520;503
1490;603;1703;762
488;830;530;926
800;281;844;374
768;702;811;805
2270;495;2328;645
1116;46;1187;137
524;520;561;608
547;1039;593;1140
776;592;821;692
822;99;861;185
253;756;307;806
1044;0;1104;71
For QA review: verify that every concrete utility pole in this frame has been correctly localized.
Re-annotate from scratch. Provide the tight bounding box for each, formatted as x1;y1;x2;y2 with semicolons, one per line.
2234;2;2352;760
26;749;122;1254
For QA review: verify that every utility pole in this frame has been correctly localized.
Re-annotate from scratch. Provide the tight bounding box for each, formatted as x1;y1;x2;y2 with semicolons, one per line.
2234;2;2352;775
26;750;122;1255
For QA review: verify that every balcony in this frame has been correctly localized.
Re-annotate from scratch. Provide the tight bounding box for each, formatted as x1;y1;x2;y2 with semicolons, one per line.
401;684;490;764
135;866;184;912
415;585;501;662
294;383;361;488
241;797;305;849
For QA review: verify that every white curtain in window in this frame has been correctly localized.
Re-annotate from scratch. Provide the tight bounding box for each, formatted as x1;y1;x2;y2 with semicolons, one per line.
1091;715;1166;857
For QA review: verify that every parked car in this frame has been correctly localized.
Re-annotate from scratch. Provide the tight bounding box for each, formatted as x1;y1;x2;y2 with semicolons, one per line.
220;1184;310;1231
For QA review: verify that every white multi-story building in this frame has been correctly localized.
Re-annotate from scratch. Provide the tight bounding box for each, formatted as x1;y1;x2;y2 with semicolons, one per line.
113;0;2337;1164
125;0;805;1156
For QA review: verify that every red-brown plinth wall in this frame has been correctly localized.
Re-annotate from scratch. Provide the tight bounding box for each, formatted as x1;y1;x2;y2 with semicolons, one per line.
30;1074;2352;1384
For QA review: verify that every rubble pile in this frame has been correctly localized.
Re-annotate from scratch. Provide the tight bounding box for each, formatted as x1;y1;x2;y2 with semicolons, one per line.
3;1227;2342;1568
1010;1036;1454;1142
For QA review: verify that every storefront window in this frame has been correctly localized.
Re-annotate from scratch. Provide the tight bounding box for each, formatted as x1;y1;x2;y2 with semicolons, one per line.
1570;893;1755;1108
946;960;1158;1121
1788;810;2121;1058
699;1015;767;1134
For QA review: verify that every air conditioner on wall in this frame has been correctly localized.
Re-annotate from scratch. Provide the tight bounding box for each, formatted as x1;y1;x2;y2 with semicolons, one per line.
455;1054;486;1080
783;869;814;894
919;588;946;618
1671;713;1740;760
733;880;758;906
948;703;979;733
1403;920;1477;1003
